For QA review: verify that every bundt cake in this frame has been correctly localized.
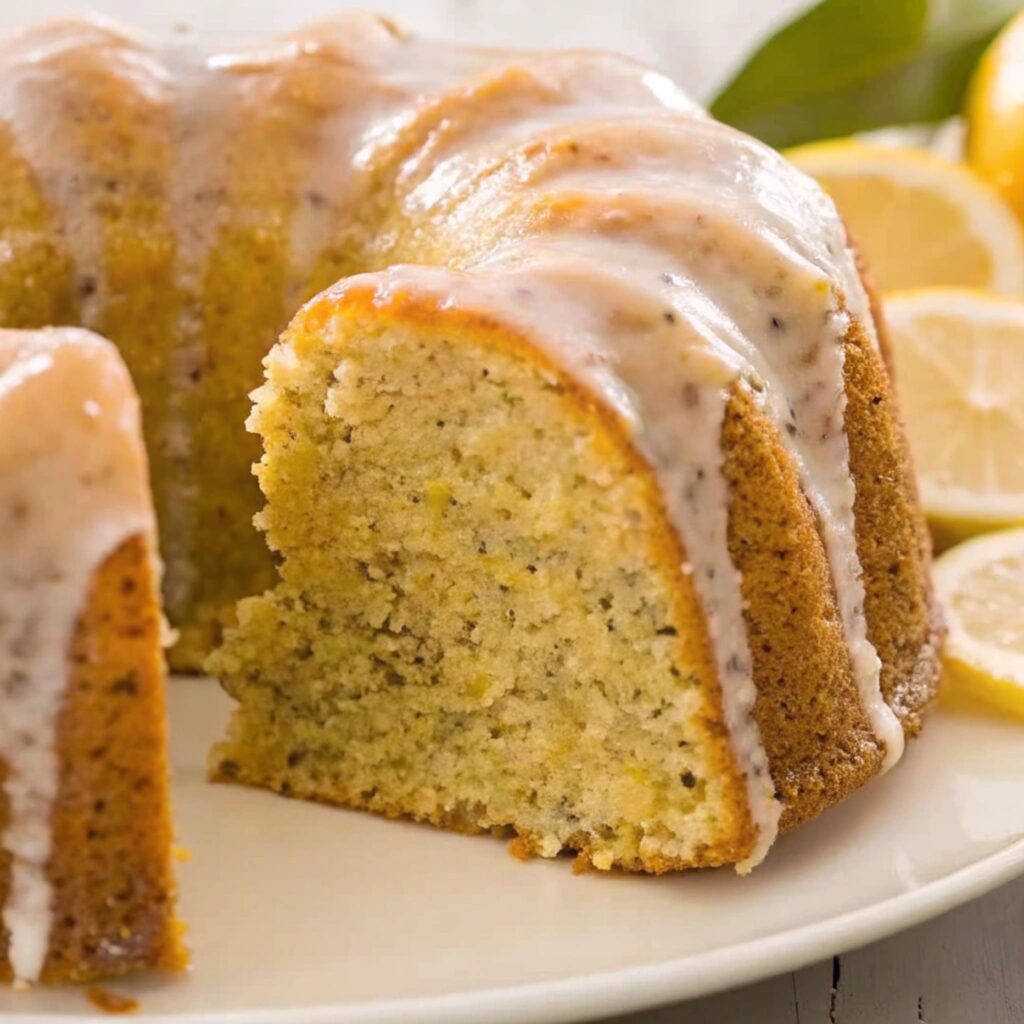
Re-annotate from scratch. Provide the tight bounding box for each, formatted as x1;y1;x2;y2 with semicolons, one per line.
0;11;941;891
0;328;182;985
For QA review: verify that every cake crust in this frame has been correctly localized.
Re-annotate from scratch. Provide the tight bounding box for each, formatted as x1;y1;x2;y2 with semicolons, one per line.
849;260;944;735
0;536;183;983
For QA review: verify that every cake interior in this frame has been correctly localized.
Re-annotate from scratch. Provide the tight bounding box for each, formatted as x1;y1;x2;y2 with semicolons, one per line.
210;316;753;871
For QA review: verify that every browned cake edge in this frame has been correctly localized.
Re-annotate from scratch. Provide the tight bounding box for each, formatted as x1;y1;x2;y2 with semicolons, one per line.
723;379;883;831
853;258;945;735
732;307;943;835
0;534;185;984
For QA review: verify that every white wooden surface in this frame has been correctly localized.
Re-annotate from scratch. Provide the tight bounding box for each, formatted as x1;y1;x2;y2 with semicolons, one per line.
602;872;1024;1023
0;1;1018;1019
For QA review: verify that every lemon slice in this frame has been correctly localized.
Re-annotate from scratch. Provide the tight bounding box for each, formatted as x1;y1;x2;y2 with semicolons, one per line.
934;528;1024;719
786;140;1024;295
883;288;1024;548
966;10;1024;221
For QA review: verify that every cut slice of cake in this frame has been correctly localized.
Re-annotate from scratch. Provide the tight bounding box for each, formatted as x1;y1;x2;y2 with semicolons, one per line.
209;240;940;872
0;328;183;984
208;283;759;870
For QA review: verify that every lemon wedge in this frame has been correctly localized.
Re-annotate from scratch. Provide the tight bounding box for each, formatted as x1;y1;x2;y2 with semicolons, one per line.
967;10;1024;221
883;288;1024;548
934;528;1024;719
786;140;1024;295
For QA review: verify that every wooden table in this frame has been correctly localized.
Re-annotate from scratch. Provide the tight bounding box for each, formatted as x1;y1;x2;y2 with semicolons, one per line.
600;874;1024;1023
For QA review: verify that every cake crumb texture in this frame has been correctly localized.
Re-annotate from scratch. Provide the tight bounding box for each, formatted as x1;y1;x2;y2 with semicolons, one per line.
210;303;758;872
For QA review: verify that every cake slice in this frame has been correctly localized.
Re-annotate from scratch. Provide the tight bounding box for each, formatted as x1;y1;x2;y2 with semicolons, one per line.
209;243;939;872
209;280;765;872
0;328;183;984
201;15;940;873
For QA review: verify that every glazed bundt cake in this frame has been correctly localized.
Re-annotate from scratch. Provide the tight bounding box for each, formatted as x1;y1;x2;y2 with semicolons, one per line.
0;328;182;985
198;19;940;870
0;11;941;890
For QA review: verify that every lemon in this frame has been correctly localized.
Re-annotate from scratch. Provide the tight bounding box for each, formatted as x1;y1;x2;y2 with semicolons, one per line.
966;10;1024;222
883;288;1024;548
933;528;1024;719
786;140;1024;295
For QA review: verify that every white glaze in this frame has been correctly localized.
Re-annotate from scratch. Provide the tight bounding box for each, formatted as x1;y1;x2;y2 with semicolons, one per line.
0;328;154;984
158;38;236;622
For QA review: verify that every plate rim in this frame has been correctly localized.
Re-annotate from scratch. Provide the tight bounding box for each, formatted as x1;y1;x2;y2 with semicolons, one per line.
10;835;1024;1024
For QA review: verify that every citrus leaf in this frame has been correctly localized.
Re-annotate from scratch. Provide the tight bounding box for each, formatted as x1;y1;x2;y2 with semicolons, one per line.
711;0;1020;147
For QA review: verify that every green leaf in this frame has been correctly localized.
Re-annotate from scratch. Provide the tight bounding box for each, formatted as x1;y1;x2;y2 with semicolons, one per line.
710;0;1021;148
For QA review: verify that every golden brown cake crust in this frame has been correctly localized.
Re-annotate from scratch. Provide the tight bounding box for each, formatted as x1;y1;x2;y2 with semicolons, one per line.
722;383;883;831
851;259;944;735
0;535;184;984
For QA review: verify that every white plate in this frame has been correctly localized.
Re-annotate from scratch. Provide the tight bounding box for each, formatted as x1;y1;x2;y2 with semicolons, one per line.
2;679;1023;1023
